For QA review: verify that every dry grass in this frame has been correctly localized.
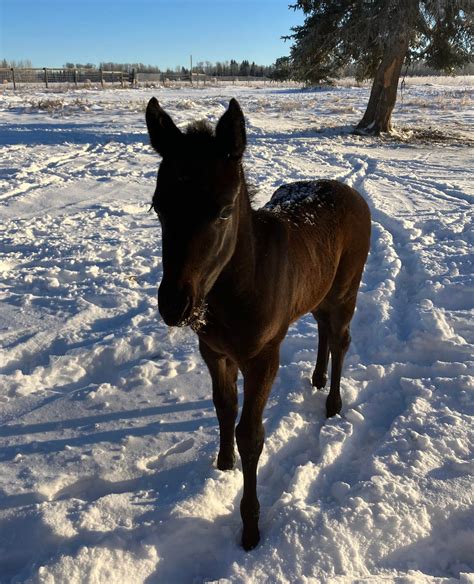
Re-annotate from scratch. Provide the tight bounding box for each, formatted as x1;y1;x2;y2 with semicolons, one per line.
174;99;198;110
277;99;305;112
28;97;92;113
393;127;474;146
29;98;65;112
400;89;473;111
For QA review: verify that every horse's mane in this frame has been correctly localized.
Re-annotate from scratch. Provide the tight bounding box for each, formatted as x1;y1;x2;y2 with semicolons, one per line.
179;119;217;153
186;119;214;136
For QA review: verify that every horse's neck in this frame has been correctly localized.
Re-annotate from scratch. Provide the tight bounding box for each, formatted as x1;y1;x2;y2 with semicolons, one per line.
217;180;258;291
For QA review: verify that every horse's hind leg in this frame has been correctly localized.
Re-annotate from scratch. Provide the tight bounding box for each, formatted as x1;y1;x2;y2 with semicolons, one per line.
199;339;238;470
326;297;356;418
312;308;330;389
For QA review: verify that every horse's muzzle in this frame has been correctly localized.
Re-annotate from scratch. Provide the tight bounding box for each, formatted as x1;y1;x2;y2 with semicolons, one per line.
158;281;194;327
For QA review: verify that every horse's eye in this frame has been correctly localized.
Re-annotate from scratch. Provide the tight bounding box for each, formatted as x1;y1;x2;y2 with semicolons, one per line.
219;206;233;221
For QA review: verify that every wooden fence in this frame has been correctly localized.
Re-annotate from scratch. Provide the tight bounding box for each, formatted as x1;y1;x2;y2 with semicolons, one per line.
0;67;277;90
0;68;129;89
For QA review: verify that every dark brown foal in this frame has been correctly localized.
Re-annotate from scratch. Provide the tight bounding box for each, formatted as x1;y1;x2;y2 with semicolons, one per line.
146;98;371;550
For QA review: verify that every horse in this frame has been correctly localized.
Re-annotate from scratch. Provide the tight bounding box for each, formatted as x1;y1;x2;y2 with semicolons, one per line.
145;97;371;550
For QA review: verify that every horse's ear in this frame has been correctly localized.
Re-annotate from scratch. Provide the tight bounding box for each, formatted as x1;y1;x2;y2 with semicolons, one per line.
146;97;182;156
216;98;246;159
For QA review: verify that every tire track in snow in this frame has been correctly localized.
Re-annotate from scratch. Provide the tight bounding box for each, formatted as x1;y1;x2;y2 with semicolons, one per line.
0;141;152;205
342;153;468;359
0;301;150;377
248;149;472;556
240;143;418;513
0;198;165;428
0;146;91;203
292;151;473;494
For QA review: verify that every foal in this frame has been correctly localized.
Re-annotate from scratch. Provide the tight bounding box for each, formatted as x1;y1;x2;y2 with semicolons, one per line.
146;98;371;550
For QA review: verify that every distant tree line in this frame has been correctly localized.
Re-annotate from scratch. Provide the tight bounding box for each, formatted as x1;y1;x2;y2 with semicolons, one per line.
1;59;33;68
2;58;276;77
62;60;276;77
190;59;274;77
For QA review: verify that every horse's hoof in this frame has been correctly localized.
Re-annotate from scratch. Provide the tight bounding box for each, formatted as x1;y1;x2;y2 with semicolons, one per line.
326;397;342;418
312;371;328;389
217;452;235;471
241;527;260;551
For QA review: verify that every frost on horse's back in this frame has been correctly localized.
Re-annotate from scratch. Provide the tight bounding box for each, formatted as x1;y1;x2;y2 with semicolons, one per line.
265;179;338;213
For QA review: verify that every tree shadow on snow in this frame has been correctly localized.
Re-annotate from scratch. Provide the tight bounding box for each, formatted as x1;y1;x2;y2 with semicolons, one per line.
249;124;355;144
0;122;147;146
0;399;213;441
0;409;215;464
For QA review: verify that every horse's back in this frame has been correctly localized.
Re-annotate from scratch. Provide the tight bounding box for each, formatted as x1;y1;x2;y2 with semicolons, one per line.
266;178;370;246
265;179;371;315
266;179;369;223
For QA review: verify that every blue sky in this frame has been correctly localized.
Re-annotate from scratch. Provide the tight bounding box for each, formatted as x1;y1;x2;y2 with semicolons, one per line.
0;0;303;69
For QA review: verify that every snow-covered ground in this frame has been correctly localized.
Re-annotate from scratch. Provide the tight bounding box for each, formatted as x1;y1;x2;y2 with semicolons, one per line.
0;78;472;584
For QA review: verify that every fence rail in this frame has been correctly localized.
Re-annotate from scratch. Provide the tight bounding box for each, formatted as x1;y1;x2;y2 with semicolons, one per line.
0;67;278;90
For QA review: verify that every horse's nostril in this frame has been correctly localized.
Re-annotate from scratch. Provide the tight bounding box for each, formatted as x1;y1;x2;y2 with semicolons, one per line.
158;283;194;326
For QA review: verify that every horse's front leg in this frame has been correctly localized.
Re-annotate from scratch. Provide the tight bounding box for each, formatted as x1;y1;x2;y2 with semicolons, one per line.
199;339;238;470
326;300;356;418
237;343;280;551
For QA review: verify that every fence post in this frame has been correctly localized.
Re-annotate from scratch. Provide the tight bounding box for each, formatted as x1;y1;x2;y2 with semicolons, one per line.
43;67;48;88
100;68;104;88
11;67;16;90
120;71;124;88
73;69;78;88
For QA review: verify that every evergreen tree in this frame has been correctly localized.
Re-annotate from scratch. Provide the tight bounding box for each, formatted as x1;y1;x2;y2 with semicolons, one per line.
271;56;292;81
230;59;239;76
239;59;250;76
288;0;473;134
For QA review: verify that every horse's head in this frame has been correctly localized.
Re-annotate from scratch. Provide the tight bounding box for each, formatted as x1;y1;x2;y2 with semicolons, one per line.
146;98;247;328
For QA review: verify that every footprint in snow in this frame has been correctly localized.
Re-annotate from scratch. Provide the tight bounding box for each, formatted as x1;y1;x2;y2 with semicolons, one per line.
138;438;195;472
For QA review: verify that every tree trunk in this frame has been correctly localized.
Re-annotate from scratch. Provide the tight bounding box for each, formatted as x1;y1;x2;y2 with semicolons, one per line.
355;36;409;135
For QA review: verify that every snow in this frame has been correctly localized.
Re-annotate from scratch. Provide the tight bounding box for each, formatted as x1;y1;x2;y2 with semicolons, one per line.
0;78;473;584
